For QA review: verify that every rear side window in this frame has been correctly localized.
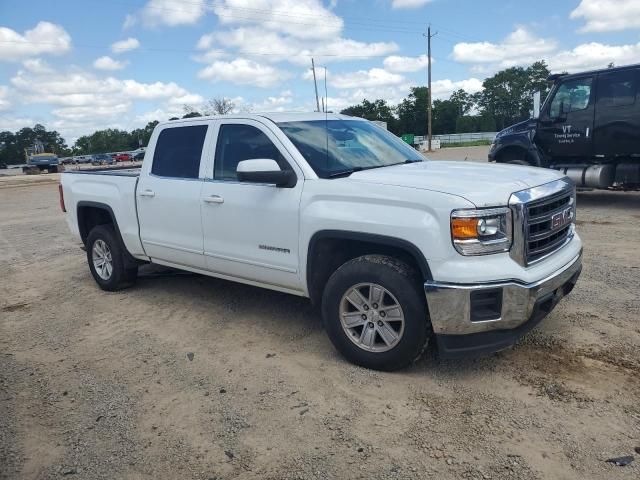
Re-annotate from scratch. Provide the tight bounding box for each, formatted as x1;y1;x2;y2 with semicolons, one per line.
598;70;637;107
152;125;208;179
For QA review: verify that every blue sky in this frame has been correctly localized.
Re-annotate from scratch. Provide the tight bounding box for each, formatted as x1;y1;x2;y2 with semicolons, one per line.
1;0;639;142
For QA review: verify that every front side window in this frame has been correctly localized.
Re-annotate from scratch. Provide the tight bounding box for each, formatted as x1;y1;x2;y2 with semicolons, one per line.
151;125;207;179
278;120;423;178
598;70;637;107
214;124;287;181
549;77;593;118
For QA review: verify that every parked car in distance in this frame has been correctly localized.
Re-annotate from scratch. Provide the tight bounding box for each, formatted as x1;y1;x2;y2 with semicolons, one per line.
490;62;640;190
114;153;132;162
23;153;59;173
0;162;7;169
60;113;582;371
60;157;75;165
133;151;145;161
92;154;114;165
74;155;92;164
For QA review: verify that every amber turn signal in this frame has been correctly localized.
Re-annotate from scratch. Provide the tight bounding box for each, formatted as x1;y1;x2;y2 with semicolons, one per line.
451;217;478;239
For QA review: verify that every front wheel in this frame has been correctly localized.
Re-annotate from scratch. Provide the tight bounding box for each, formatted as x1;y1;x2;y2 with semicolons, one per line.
86;225;137;291
322;255;431;371
506;159;530;166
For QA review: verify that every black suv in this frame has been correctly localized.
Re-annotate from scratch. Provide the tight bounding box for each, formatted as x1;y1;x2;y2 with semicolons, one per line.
489;63;640;190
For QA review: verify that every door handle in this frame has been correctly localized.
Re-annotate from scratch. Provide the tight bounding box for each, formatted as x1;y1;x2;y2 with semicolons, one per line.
139;189;155;197
203;195;224;204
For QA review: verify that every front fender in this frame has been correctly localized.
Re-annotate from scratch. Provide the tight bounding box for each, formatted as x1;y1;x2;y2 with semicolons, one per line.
299;180;474;293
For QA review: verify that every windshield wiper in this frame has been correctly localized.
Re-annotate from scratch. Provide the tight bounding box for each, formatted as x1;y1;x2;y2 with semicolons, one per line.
326;166;363;178
326;160;422;178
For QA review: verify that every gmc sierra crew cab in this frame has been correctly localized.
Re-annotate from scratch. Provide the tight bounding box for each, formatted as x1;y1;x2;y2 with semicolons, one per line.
60;113;583;371
489;63;640;190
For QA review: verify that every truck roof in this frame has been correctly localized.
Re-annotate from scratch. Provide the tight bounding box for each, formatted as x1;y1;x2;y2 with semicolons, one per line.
156;112;359;128
548;62;640;82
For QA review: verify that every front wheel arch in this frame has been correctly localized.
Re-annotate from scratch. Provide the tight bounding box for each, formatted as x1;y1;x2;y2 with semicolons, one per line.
306;230;433;305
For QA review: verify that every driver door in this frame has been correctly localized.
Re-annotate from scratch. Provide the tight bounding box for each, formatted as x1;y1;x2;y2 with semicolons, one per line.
535;75;595;160
200;119;304;292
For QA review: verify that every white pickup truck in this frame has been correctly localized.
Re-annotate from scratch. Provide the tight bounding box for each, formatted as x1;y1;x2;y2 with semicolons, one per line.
60;113;582;370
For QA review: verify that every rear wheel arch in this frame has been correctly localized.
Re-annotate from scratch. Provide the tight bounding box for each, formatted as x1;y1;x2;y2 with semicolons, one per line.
77;201;118;246
306;230;432;305
76;201;139;268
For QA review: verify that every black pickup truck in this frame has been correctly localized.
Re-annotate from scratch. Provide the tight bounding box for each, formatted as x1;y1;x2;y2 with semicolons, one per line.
489;63;640;190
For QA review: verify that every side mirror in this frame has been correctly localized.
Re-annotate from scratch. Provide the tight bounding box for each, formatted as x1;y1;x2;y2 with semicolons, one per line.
236;159;296;188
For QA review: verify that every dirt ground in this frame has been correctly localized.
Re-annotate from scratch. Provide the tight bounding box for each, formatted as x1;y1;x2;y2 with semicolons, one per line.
1;179;639;480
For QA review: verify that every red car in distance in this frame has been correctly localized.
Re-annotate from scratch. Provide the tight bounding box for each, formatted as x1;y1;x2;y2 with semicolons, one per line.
114;153;132;162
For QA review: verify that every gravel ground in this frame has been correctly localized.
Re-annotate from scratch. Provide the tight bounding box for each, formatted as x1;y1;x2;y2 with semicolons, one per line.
1;178;639;480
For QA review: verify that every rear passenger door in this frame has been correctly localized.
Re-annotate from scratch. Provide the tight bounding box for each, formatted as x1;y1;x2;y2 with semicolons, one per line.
137;122;211;269
594;68;639;156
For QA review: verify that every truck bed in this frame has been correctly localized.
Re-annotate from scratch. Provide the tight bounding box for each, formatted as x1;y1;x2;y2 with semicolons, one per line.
61;167;146;258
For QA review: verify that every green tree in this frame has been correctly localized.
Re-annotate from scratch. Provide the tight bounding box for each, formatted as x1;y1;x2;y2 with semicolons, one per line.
478;60;550;130
432;99;459;134
396;87;429;136
340;99;398;133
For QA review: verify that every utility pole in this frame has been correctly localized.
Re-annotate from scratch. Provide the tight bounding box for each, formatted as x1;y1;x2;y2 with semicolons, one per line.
424;26;437;151
311;58;320;112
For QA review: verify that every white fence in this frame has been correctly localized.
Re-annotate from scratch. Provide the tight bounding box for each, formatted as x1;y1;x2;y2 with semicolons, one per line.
414;132;497;145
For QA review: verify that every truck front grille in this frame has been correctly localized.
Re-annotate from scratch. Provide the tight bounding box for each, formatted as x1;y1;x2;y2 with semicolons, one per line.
524;190;574;264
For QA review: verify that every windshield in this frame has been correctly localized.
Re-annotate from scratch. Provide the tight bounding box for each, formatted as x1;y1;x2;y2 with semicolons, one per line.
278;120;423;178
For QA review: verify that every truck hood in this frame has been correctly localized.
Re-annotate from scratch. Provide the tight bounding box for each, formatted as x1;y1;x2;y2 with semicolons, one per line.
348;161;564;207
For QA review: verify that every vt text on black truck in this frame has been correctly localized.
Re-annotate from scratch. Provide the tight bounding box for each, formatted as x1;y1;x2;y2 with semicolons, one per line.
489;63;640;190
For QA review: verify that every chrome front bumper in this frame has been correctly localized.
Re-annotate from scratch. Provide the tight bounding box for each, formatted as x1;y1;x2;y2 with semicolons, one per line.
424;251;582;337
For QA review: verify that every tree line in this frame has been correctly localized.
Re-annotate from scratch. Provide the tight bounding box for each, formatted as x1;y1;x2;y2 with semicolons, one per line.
340;60;551;136
1;63;551;164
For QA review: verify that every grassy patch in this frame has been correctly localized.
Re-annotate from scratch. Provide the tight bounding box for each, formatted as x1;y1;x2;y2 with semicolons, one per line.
440;140;492;148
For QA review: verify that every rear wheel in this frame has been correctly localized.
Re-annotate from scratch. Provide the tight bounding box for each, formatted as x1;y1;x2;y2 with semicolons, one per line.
322;255;431;371
86;225;137;291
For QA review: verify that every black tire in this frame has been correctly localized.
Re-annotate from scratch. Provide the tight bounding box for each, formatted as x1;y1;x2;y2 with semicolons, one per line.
506;159;530;166
86;225;137;291
321;255;431;371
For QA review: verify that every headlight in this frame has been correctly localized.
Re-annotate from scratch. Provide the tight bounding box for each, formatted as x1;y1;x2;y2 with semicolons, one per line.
451;207;512;255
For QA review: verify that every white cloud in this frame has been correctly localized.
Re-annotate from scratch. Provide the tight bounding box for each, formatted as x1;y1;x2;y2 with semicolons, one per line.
452;27;557;67
9;65;203;139
391;0;432;8
111;37;140;54
431;78;483;99
570;0;640;33
93;56;128;71
330;68;405;89
197;58;290;88
0;86;11;111
213;0;343;40
123;14;137;29
22;58;54;74
142;0;209;26
197;27;397;66
247;92;294;112
0;115;36;131
0;22;71;62
383;54;429;73
548;42;640;72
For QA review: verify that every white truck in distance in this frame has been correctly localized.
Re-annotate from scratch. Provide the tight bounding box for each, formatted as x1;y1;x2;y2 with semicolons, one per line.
60;113;583;371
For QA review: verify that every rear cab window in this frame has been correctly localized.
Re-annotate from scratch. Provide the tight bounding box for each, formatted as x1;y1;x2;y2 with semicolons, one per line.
152;125;208;179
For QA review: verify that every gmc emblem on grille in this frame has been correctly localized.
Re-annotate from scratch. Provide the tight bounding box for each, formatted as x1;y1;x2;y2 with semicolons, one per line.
551;207;573;230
